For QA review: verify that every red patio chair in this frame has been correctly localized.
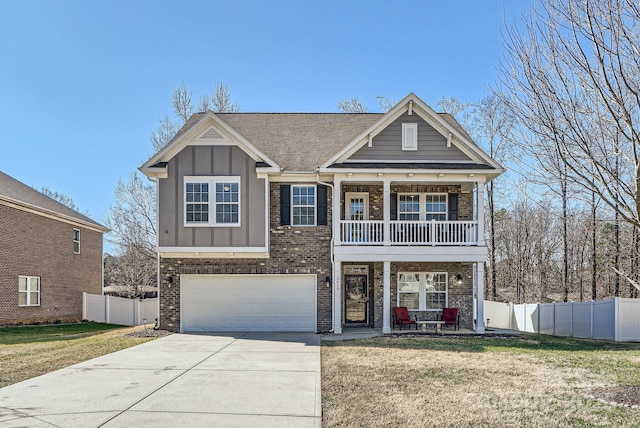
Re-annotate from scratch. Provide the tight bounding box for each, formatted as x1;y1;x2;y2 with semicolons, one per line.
393;307;417;330
440;308;460;331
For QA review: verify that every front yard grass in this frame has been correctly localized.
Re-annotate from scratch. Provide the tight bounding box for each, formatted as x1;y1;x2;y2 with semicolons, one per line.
322;334;640;427
0;323;157;388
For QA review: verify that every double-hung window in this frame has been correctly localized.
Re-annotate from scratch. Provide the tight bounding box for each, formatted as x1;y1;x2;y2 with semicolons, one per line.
425;195;447;220
73;228;80;254
292;185;315;226
397;193;447;221
19;276;40;306
398;194;420;220
184;177;240;226
397;272;448;311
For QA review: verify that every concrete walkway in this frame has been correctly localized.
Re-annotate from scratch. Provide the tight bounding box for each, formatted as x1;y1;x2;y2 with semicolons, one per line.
0;332;321;427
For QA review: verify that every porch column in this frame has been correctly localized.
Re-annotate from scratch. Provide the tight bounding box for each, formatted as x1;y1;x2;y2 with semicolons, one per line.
383;261;391;333
476;181;485;246
333;177;342;246
334;260;342;334
383;179;391;246
476;262;485;334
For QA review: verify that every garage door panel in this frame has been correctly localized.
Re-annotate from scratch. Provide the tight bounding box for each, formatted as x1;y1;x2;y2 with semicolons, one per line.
181;275;316;332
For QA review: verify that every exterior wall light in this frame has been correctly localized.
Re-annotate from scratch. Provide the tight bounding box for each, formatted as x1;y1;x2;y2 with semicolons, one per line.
325;276;331;288
456;274;463;285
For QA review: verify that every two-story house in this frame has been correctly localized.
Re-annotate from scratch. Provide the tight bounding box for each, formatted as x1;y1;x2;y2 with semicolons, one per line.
140;93;503;334
0;171;107;324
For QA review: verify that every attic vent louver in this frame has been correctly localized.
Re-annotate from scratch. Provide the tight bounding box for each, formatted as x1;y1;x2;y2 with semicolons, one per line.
199;128;225;140
402;123;417;151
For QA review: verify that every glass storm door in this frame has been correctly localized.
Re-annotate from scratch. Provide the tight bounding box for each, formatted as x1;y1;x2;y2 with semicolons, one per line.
345;193;369;243
345;274;368;324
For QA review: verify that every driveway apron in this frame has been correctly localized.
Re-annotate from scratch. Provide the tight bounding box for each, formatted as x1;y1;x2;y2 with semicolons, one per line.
0;332;321;427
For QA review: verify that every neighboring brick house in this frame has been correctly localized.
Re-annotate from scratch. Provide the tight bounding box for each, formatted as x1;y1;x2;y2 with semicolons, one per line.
0;172;107;324
140;93;503;334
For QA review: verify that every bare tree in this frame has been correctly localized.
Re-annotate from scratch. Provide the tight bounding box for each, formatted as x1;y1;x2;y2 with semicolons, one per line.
437;96;474;129
377;95;398;112
338;97;368;113
499;0;640;230
40;187;78;211
172;84;193;123
150;116;181;152
473;95;514;300
104;172;156;298
210;82;240;113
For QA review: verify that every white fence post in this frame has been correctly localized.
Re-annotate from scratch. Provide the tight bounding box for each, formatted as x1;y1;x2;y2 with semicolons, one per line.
105;295;111;324
570;302;574;337
614;297;620;342
552;302;556;336
590;300;594;339
82;292;87;320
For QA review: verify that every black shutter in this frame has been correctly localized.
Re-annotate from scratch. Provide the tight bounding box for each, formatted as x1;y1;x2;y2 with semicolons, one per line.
317;185;328;225
280;185;291;225
390;193;398;221
448;193;458;220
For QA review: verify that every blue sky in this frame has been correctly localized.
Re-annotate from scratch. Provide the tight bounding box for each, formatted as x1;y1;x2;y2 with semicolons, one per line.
0;0;531;229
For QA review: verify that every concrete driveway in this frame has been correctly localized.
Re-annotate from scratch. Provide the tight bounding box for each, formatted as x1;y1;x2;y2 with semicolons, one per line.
0;332;321;427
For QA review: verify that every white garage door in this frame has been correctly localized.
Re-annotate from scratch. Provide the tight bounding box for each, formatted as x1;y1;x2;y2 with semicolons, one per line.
181;274;316;332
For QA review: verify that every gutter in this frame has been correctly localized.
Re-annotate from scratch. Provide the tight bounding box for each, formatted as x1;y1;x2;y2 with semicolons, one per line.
316;172;336;333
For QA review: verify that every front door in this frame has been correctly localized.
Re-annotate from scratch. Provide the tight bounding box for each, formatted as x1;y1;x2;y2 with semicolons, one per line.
345;274;368;324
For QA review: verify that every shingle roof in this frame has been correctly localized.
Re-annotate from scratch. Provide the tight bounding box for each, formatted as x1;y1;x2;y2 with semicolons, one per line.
161;112;479;171
0;171;107;231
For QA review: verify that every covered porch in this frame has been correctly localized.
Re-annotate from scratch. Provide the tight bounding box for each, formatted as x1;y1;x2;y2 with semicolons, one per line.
330;260;487;335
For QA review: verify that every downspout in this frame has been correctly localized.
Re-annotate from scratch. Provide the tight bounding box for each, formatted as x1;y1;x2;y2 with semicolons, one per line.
145;174;161;330
317;172;335;333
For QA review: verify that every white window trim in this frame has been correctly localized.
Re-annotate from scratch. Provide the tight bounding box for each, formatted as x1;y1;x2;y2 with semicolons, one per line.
73;228;80;254
291;184;317;227
398;193;448;221
397;272;448;311
402;123;418;151
184;176;241;227
19;275;40;307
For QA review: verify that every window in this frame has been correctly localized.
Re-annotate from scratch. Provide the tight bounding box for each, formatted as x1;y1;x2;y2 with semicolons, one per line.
425;273;448;309
19;276;40;306
215;181;239;224
186;182;209;223
397;193;448;221
398;273;420;309
402;123;418;151
397;272;448;311
292;185;315;226
425;195;447;220
184;177;240;226
398;194;420;220
73;228;80;254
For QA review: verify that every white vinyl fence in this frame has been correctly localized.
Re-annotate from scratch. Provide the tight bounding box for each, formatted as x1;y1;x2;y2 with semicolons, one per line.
82;292;158;326
484;298;640;342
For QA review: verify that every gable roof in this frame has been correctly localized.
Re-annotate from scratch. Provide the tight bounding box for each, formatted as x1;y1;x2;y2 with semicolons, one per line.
0;171;107;232
322;93;503;171
141;93;503;176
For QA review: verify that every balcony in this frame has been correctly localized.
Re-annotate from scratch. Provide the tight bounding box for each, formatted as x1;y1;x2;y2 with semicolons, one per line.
339;220;478;246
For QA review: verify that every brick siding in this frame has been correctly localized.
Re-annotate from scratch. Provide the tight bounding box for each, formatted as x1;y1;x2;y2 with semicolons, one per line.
159;182;333;333
342;184;473;220
367;262;474;330
0;204;103;324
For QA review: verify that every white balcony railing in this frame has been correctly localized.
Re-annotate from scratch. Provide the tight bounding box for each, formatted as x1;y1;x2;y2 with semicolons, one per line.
339;220;478;246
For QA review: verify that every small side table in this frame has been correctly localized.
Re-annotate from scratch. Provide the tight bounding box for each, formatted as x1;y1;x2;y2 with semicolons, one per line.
416;320;445;333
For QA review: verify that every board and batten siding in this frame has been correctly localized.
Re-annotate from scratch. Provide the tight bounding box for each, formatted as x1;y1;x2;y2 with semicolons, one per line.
348;112;472;162
158;145;266;248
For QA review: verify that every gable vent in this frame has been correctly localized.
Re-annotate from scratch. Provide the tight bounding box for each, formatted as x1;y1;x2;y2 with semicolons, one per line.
198;128;225;140
402;123;418;151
